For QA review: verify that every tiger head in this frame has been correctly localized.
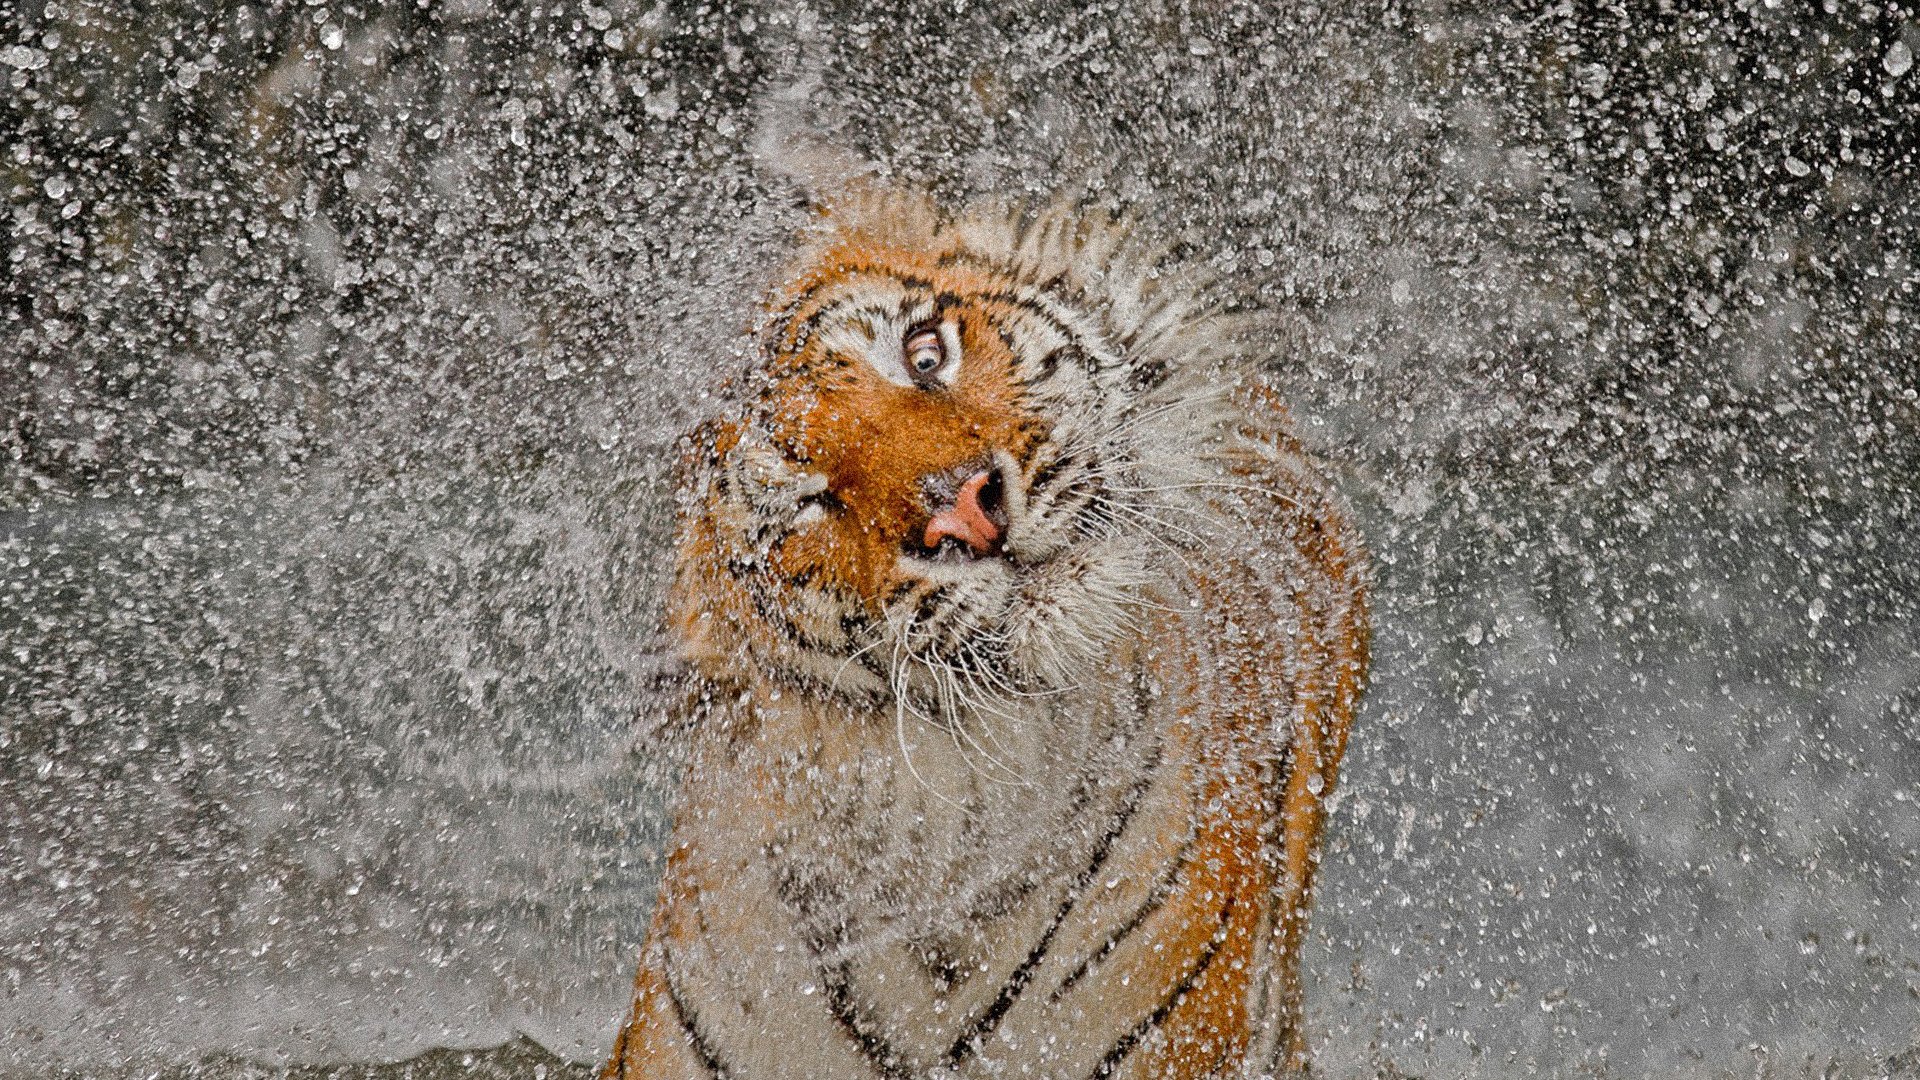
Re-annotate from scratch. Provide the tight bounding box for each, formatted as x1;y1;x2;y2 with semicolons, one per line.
668;197;1241;709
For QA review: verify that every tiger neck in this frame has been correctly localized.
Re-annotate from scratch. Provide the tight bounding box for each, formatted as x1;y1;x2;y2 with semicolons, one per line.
690;649;1168;955
726;659;1157;820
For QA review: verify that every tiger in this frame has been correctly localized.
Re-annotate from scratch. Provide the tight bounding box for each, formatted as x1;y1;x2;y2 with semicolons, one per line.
603;192;1370;1080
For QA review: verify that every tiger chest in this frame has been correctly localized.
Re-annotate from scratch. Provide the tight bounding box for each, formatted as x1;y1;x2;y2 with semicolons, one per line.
669;677;1202;1074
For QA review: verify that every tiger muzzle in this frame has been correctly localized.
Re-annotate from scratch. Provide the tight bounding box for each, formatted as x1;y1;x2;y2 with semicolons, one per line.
920;464;1009;559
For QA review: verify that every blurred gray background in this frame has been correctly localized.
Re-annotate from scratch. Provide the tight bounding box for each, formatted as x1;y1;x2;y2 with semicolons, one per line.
3;1;1917;1076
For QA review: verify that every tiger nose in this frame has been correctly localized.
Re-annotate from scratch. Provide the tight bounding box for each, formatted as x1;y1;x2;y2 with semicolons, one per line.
924;469;1004;556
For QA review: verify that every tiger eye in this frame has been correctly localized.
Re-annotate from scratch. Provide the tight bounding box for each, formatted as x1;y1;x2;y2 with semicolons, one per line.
904;327;944;376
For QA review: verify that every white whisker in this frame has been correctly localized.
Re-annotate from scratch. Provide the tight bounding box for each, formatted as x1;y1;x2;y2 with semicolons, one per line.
926;661;1028;785
1108;478;1302;512
829;631;888;693
889;623;963;808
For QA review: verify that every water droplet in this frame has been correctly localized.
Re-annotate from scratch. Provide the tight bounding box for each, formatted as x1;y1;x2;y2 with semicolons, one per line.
1885;40;1913;78
1;45;48;70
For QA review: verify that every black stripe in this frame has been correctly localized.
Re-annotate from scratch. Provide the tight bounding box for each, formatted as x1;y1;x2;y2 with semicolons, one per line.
776;263;909;329
913;588;983;649
1122;355;1170;393
608;1017;631;1080
932;248;1070;297
944;748;1163;1067
917;941;965;992
853;647;891;685
822;961;914;1080
1037;343;1093;380
963;291;1085;364
779;254;1072;339
740;575;808;642
911;583;951;627
787;289;875;349
729;556;844;649
795;284;1086;389
963;865;1044;923
1047;829;1198;1002
1026;450;1076;500
969;286;1066;315
1088;895;1239;1079
1045;484;1100;532
838;610;876;640
663;964;732;1079
763;279;835;354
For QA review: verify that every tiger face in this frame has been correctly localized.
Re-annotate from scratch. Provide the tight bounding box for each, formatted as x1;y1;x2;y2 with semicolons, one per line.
671;208;1221;706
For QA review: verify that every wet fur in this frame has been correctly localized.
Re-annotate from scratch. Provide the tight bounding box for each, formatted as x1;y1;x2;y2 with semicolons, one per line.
606;194;1370;1079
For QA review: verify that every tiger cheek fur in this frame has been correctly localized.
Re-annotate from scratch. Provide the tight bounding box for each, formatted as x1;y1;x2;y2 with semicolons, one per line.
608;194;1371;1080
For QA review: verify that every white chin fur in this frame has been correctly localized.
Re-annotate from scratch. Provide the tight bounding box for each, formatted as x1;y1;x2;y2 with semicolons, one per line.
999;537;1150;689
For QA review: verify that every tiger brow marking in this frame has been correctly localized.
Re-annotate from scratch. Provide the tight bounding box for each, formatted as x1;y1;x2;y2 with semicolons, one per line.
1087;894;1239;1080
1036;343;1092;380
786;275;907;346
966;287;1071;327
763;272;853;353
841;301;903;333
783;254;1070;359
662;958;733;1080
943;744;1163;1068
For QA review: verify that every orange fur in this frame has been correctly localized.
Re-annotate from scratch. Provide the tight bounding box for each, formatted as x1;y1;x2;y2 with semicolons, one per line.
606;198;1369;1079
